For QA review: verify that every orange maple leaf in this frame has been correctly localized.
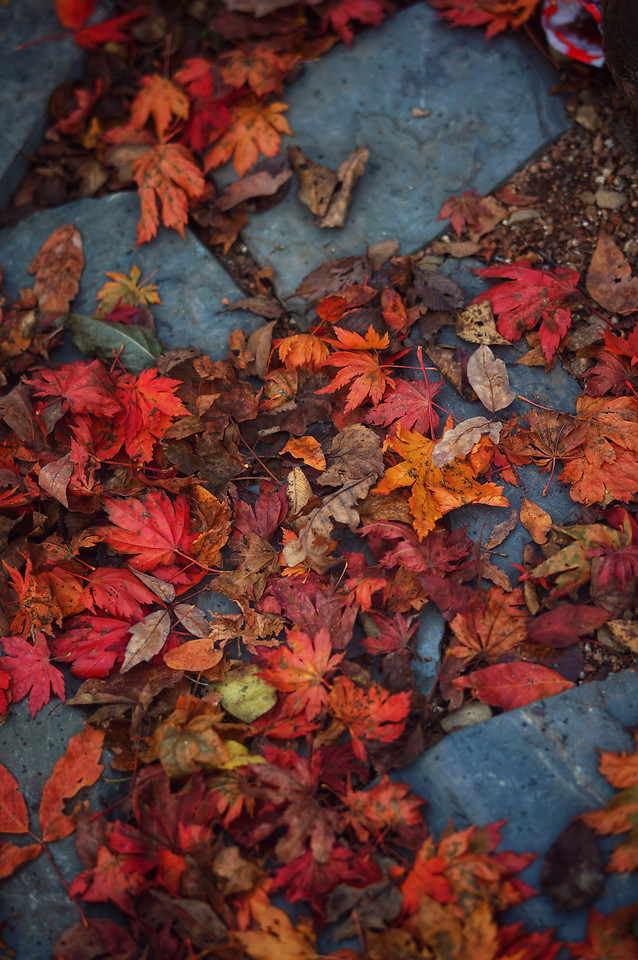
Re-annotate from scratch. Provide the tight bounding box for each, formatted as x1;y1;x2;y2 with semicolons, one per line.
375;424;508;540
317;325;393;413
432;0;540;39
259;627;345;720
130;75;190;141
327;675;410;761
275;333;330;371
133;143;206;244
582;732;638;874
220;45;290;97
96;264;161;316
204;97;292;178
558;396;638;505
447;587;528;666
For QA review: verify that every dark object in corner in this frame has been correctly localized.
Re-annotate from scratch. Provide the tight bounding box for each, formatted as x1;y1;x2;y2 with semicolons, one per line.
602;0;638;104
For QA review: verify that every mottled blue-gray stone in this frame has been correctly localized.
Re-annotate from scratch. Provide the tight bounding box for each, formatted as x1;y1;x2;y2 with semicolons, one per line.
0;0;86;207
399;671;638;940
0;193;260;359
218;5;569;306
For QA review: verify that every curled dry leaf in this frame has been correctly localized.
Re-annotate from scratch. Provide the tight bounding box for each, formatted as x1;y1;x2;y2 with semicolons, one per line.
289;145;369;228
466;344;516;412
29;225;84;314
432;417;502;468
286;466;313;515
586;233;638;314
520;496;552;544
173;603;209;636
281;435;326;471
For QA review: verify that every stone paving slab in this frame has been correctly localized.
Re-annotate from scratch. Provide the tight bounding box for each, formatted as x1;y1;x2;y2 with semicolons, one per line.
0;0;86;209
216;4;569;308
400;671;638;941
0;193;260;360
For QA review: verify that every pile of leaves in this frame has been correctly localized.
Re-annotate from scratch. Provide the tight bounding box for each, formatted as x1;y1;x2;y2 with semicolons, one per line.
0;200;637;955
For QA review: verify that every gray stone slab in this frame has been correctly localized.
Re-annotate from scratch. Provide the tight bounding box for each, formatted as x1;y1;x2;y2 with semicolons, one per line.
0;1;86;208
0;193;259;360
399;671;638;940
219;4;569;307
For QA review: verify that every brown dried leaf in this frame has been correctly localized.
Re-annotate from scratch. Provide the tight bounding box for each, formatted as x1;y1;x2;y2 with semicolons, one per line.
286;466;313;515
586;233;638;314
485;509;518;549
466;344;516;412
319;424;384;487
217;162;292;211
520;496;552;544
289;145;369;229
431;417;502;468
121;610;171;673
173;603;210;636
29;225;84;314
38;453;73;508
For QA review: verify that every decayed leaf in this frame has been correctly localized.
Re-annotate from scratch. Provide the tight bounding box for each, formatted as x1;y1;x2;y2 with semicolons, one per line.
39;727;104;842
519;496;552;544
586;233;638;314
455;300;510;345
431;417;502;469
133;143;206;243
466;345;516;412
29;225;84;314
289;145;369;228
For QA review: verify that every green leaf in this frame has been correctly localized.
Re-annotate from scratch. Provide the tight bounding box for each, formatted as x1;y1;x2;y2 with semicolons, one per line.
65;314;164;373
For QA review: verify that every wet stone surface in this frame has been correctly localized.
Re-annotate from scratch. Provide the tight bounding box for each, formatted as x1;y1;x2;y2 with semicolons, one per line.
215;4;569;309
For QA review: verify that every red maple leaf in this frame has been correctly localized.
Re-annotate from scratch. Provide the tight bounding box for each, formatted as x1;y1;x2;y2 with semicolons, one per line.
133;143;206;244
344;774;426;847
96;491;197;572
69;841;153;914
80;568;159;620
585;323;638;397
271;846;382;921
322;0;387;47
258;627;345;720
74;11;146;50
27;359;121;419
365;377;442;437
51;614;133;678
0;633;65;717
437;188;491;237
109;368;188;463
432;0;539;38
327;676;411;761
473;260;580;363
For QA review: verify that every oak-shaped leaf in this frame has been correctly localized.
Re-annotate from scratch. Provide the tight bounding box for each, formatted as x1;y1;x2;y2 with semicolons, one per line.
582;732;638;874
96;491;197;571
39;726;105;842
473;260;580;363
327;676;411;761
205;98;292;177
0;633;65;717
466;344;516;412
453;661;573;711
133;143;206;244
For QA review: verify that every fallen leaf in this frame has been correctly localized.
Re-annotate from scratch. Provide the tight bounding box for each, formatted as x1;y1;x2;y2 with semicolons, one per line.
455;300;510;345
466;345;516;412
130;75;190;141
0;633;65;717
39;727;105;842
431;417;502;468
453;661;573;710
582;733;638;873
217;161;292;211
586;233;638;314
519;497;552;544
214;665;277;722
281;436;326;470
540;820;604;910
29;226;84;314
121;610;171;673
289;145;369;227
133;143;206;243
205;98;292;178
